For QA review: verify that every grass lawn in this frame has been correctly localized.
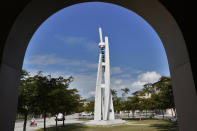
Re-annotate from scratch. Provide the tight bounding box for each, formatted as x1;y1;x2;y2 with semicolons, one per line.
78;118;91;121
126;119;175;124
36;119;178;131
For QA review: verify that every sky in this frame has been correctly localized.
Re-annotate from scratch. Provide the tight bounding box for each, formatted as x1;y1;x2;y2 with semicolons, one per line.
23;2;170;98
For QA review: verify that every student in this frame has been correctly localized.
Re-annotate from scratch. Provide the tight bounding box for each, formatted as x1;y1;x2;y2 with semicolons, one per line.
31;117;36;125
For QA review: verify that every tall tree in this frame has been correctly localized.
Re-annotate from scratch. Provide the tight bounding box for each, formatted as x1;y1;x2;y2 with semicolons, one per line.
128;96;140;118
84;101;94;113
18;70;81;131
113;97;123;114
111;89;123;114
48;88;66;130
153;76;175;118
121;88;130;101
62;88;81;126
111;89;117;98
17;70;37;131
33;72;52;131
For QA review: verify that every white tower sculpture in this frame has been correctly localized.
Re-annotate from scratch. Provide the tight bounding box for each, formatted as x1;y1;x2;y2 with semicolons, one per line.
94;28;115;120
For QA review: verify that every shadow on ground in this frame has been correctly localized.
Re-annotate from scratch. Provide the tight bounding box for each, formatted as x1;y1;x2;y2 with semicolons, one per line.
36;124;88;131
36;122;179;131
149;123;179;131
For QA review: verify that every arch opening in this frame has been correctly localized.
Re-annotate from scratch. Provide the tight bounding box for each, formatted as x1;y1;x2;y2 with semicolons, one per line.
0;0;197;131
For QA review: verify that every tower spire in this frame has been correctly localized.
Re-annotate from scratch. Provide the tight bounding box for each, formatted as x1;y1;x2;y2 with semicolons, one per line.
94;28;115;121
99;27;103;43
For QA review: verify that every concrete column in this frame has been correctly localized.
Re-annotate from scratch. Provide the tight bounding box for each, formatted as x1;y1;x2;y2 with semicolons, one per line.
0;63;20;131
94;54;102;120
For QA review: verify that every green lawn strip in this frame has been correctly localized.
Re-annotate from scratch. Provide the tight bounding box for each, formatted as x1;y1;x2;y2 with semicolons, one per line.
36;119;178;131
36;124;159;131
126;119;178;130
78;118;91;121
127;119;171;124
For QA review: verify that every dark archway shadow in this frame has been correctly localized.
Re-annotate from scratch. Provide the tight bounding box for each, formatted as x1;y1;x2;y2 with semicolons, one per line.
0;0;197;130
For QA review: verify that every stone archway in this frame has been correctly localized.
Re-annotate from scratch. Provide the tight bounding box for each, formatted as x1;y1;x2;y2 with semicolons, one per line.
0;0;196;130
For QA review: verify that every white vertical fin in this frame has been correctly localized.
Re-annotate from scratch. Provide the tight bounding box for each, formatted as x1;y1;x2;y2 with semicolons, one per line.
104;36;110;120
94;54;102;120
99;27;103;43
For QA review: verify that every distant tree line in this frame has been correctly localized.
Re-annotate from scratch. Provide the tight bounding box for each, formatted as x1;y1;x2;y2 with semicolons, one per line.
17;70;83;131
112;76;176;119
18;71;175;131
79;76;176;121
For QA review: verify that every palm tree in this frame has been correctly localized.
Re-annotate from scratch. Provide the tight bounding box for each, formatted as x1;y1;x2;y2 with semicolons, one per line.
111;89;117;98
127;96;140;118
121;88;130;101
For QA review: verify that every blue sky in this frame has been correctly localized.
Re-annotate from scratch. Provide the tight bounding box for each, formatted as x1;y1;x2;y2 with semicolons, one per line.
23;2;170;98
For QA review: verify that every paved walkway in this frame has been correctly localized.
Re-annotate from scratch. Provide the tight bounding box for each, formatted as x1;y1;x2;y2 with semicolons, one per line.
14;114;83;131
14;114;176;131
82;119;127;126
15;118;152;131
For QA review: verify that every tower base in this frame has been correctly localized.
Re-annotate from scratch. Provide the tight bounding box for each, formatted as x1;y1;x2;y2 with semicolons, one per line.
84;119;126;126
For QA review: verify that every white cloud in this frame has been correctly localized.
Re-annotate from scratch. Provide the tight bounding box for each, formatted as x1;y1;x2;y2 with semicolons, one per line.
24;65;161;98
26;69;71;78
110;76;134;97
86;63;98;69
86;42;98;51
25;68;97;98
24;54;65;66
131;71;161;90
111;67;122;75
25;69;40;76
131;81;147;90
70;73;97;98
89;91;95;96
114;79;122;84
55;35;85;45
118;74;131;78
24;54;97;70
133;70;142;74
137;71;161;83
55;35;98;51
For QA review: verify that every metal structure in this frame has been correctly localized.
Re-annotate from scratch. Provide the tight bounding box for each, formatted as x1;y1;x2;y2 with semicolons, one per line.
94;28;115;120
